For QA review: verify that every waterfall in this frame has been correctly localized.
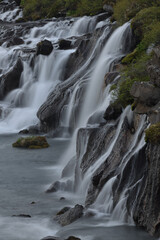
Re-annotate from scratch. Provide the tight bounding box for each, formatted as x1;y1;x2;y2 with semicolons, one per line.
0;2;152;235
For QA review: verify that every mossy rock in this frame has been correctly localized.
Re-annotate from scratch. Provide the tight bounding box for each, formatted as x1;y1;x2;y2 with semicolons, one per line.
12;136;49;149
122;49;138;64
145;122;160;144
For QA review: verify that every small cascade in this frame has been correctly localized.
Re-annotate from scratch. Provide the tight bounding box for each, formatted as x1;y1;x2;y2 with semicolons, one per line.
0;0;22;22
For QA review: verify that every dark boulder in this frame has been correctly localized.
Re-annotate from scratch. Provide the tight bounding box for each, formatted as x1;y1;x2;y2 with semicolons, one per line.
59;39;72;50
55;204;84;226
12;214;31;218
0;58;23;99
19;129;29;134
7;37;24;47
104;103;122;121
40;237;62;240
36;40;53;56
66;237;81;240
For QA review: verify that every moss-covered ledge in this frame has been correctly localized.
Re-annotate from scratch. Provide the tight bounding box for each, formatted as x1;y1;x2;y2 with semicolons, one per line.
12;136;49;149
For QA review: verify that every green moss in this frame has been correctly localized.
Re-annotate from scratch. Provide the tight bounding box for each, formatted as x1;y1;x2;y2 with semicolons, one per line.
12;136;49;149
145;123;160;144
121;49;138;64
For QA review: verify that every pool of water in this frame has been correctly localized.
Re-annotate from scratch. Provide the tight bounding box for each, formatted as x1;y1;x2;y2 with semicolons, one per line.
0;134;156;240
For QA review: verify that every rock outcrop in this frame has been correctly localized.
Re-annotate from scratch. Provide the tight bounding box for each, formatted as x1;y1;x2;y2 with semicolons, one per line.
133;144;160;237
0;58;23;99
55;204;84;226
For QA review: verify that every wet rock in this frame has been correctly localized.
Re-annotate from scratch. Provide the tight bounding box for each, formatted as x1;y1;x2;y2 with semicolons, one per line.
104;103;122;121
46;180;73;193
96;13;110;22
58;39;72;49
46;181;62;193
12;214;31;218
36;40;53;56
55;204;84;226
7;37;24;47
66;237;81;240
56;207;71;216
104;72;119;85
19;125;40;135
0;58;23;99
19;129;29;134
12;136;49;149
60;197;66;201
40;237;62;240
130;82;160;107
133;144;160;237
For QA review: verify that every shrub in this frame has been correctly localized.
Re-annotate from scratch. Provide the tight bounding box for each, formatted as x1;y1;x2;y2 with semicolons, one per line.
145;123;160;144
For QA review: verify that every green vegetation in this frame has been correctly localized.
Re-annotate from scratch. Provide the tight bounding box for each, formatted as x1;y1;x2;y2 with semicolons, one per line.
12;136;49;149
20;0;109;20
111;3;160;108
145;123;160;144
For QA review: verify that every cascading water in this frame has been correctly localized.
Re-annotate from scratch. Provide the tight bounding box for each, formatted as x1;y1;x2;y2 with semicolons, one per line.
0;2;156;240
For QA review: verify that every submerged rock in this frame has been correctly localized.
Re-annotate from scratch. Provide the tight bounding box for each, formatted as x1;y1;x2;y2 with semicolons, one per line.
12;136;49;149
12;214;31;218
66;237;81;240
36;40;53;56
55;204;84;226
40;237;62;240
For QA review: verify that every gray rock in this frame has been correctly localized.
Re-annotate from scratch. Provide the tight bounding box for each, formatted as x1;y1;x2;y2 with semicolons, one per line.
56;207;71;216
103;5;113;15
130;82;160;106
133;144;160;237
55;204;84;226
